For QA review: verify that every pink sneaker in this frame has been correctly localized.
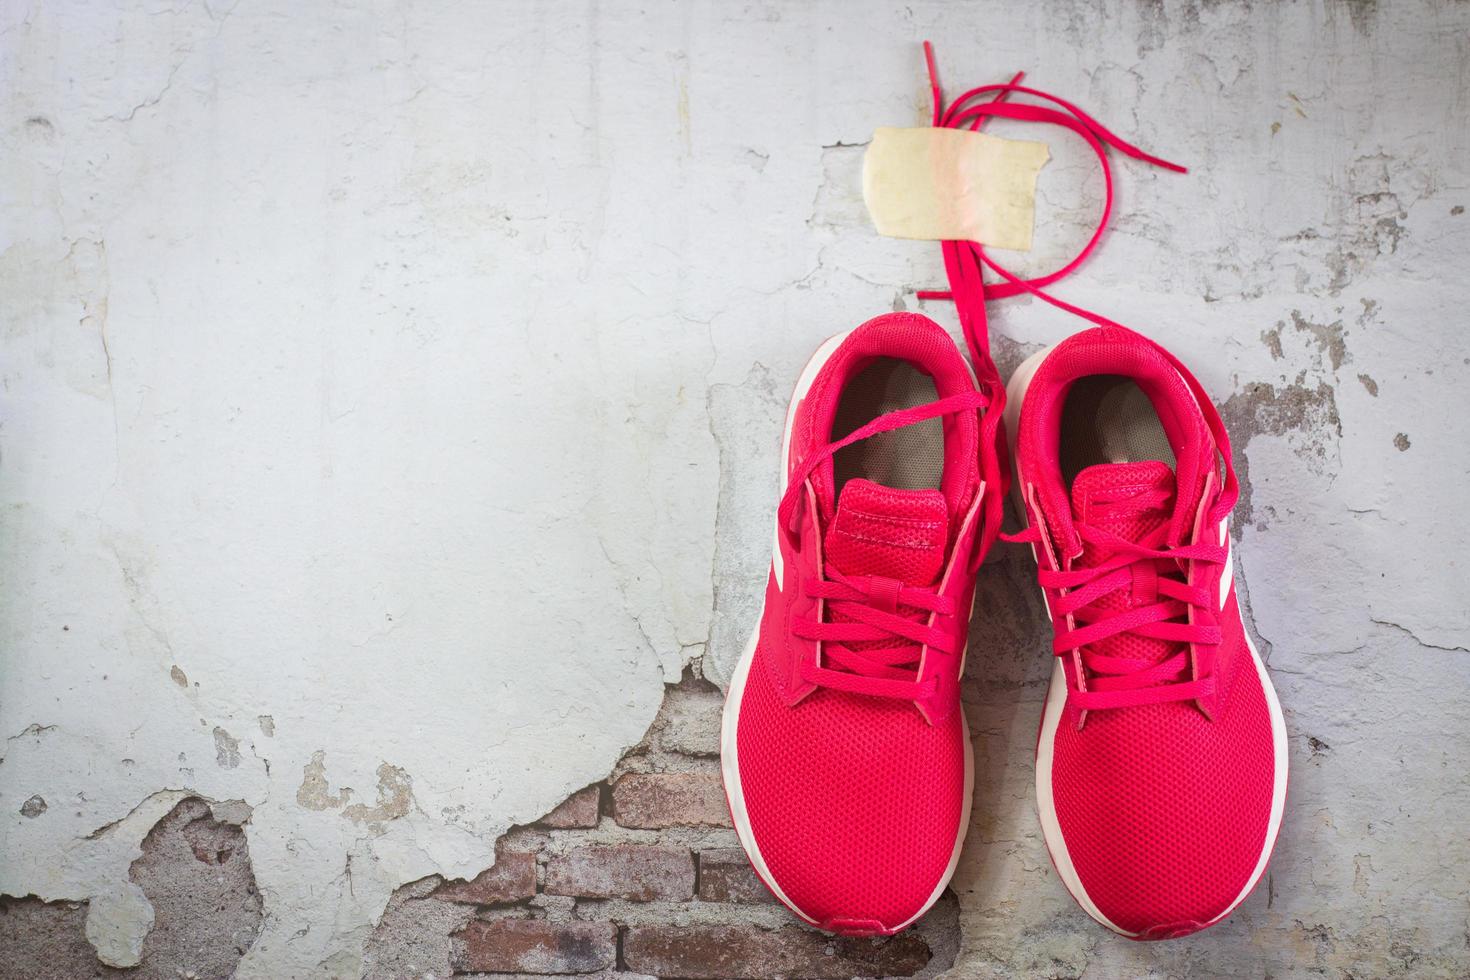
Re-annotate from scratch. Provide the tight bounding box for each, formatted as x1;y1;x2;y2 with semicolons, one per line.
720;312;1001;936
1004;325;1288;939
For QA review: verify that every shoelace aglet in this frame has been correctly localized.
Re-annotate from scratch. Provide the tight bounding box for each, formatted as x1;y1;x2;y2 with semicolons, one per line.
923;40;942;125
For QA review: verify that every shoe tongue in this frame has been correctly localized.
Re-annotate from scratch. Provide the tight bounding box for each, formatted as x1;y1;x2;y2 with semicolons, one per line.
823;479;949;587
1070;460;1177;539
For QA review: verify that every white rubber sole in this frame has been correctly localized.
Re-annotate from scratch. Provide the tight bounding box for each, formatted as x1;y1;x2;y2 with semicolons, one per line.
719;329;975;935
1005;343;1290;938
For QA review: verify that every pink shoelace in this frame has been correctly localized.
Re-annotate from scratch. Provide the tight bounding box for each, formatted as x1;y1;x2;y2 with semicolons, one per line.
1008;491;1228;711
913;41;1244;710
916;39;1191;573
776;44;1238;703
795;570;957;700
1005;341;1241;710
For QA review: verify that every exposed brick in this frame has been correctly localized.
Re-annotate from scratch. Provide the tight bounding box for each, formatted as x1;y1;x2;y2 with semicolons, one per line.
545;845;695;901
434;852;536;905
696;848;776;904
536;784;602;828
610;772;730;829
445;975;646;980
660;686;723;757
454;919;616;974
622;925;931;979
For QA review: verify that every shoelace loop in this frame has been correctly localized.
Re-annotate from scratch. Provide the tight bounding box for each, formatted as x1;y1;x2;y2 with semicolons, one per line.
917;42;1187;338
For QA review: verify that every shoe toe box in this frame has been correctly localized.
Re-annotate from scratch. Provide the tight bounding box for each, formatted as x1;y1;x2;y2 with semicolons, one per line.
1046;666;1280;935
729;653;968;934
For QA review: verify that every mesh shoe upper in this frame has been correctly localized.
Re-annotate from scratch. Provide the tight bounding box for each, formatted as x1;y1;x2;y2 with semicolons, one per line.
1014;325;1285;938
725;313;989;935
735;638;968;930
1049;594;1275;934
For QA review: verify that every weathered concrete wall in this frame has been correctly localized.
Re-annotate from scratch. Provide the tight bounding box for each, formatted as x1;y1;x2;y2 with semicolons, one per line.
2;0;1467;977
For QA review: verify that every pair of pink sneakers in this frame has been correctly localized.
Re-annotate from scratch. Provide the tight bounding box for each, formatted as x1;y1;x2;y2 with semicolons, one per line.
719;314;1288;939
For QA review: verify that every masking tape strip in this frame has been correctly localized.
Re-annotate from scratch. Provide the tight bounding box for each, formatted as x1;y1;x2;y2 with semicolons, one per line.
862;126;1050;250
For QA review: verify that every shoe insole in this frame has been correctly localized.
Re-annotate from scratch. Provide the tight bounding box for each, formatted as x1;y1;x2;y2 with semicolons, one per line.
1059;375;1175;488
831;358;944;498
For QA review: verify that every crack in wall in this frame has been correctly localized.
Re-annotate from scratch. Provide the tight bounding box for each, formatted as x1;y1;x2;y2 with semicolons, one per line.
1370;618;1470;654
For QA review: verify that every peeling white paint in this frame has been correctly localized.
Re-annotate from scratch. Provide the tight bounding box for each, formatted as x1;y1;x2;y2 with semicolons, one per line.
2;1;716;975
84;881;154;968
1;0;1467;977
